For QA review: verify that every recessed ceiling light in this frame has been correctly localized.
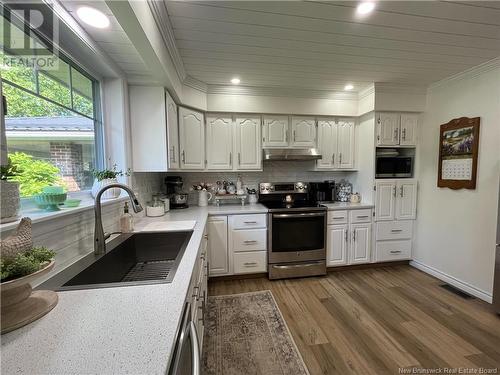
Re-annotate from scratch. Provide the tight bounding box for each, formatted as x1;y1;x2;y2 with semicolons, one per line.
231;78;241;85
76;6;110;29
344;84;354;91
356;2;376;15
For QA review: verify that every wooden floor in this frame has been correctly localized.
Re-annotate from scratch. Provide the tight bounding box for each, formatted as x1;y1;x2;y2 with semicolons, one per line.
208;265;500;374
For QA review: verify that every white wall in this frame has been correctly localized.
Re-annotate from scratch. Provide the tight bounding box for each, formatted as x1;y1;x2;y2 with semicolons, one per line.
414;61;500;301
350;113;375;204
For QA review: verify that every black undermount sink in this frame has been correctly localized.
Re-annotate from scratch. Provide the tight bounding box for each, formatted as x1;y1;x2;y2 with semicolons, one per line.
37;231;192;291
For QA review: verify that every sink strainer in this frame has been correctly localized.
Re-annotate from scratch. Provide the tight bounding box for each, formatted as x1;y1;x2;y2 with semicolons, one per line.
121;260;176;282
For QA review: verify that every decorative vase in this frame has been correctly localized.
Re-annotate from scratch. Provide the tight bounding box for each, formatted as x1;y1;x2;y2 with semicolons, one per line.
0;180;20;223
91;178;121;199
198;190;213;207
0;260;58;334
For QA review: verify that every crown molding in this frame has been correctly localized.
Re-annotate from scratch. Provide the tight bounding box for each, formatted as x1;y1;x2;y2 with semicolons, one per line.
429;57;500;90
147;0;186;82
358;84;375;100
183;76;208;92
206;84;358;100
374;82;427;95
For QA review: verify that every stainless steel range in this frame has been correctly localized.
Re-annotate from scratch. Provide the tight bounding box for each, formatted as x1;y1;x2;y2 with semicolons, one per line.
259;182;327;280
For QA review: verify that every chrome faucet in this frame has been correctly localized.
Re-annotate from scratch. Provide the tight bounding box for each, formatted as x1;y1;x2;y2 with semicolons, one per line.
94;183;143;255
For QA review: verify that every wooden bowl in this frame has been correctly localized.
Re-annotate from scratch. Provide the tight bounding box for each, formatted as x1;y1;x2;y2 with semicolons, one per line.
1;260;58;334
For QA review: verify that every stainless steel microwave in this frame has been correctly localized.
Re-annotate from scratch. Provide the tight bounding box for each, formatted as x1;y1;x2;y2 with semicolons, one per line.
375;156;413;178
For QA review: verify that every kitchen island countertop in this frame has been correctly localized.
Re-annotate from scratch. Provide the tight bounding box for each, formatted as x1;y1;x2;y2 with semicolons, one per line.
1;204;267;375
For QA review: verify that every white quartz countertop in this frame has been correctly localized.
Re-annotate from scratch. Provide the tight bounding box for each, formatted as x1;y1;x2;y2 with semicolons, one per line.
321;202;374;210
1;204;268;375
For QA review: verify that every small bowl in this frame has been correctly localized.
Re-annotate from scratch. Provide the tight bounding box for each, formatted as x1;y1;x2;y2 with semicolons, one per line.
34;193;67;211
42;186;64;194
62;199;81;208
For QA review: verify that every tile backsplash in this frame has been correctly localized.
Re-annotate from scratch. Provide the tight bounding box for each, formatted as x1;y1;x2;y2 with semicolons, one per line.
164;161;357;205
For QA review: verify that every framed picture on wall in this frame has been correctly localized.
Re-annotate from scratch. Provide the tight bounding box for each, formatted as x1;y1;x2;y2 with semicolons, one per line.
437;117;480;190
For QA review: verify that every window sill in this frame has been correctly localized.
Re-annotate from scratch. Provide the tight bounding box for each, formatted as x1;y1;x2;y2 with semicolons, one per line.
0;193;127;233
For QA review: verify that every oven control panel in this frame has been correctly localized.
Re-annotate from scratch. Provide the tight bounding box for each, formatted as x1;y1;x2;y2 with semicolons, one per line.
259;182;308;194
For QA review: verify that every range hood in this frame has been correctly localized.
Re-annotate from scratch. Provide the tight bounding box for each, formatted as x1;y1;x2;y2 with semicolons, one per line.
263;148;322;161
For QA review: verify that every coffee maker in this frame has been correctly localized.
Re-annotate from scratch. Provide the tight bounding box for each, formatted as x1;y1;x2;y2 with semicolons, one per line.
309;180;336;202
165;176;189;209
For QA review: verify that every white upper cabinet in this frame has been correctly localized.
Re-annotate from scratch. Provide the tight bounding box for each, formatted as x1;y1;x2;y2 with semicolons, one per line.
377;113;400;146
165;92;179;170
317;120;337;169
395;180;417;220
206;115;233;170
400;114;418;146
375;180;396;221
130;86;180;172
234;116;262;170
263;116;289;147
316;119;354;170
377;112;419;147
179;107;205;169
338;120;355;169
291;117;316;147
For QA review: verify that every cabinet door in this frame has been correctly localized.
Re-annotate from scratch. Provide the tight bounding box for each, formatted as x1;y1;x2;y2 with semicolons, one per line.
400;114;418;146
377;113;400;146
165;92;179;169
375;180;396;221
316;120;337;169
291;117;316;147
235;116;262;170
206;115;233;170
396;180;417;220
207;216;229;276
263;116;288;147
350;223;371;264
130;86;167;171
338;120;355;169
327;224;348;266
179;107;205;169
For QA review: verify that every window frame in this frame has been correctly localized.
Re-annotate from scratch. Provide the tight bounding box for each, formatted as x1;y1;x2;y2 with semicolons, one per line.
1;6;105;174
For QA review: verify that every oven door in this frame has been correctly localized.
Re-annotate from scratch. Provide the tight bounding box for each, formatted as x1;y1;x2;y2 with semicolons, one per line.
269;211;326;264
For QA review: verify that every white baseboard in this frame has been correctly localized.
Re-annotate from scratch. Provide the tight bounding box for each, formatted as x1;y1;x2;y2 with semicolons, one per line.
409;260;493;303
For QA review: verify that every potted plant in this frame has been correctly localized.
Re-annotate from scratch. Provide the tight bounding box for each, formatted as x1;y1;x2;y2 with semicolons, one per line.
91;164;131;199
0;157;20;223
0;218;58;333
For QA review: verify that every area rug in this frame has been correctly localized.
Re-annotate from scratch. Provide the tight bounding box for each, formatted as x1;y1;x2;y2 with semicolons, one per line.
202;290;310;375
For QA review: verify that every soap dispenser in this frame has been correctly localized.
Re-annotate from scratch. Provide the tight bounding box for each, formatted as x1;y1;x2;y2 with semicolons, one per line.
120;202;134;233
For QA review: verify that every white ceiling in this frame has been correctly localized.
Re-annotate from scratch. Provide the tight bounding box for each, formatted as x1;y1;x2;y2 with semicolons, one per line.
164;0;500;92
60;0;150;80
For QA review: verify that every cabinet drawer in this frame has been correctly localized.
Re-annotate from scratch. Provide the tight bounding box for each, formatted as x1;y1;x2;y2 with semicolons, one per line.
233;251;267;274
376;221;413;241
231;214;267;229
232;229;267;252
327;210;348;225
350;209;373;223
375;240;411;262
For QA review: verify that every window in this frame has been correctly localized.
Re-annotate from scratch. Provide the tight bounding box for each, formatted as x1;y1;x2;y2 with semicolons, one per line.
1;9;102;197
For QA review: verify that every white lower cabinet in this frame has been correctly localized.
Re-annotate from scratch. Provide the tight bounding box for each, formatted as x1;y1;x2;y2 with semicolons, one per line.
327;224;348;266
207;216;229;276
233;251;267;274
374;220;413;262
375;240;412;262
327;209;372;267
189;226;208;349
350;223;371;264
207;214;268;276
